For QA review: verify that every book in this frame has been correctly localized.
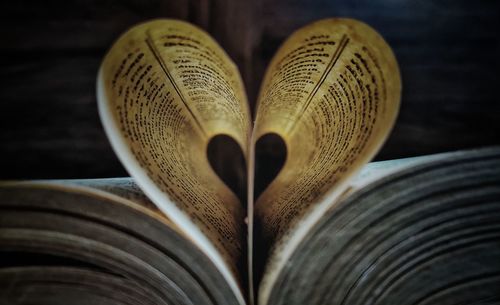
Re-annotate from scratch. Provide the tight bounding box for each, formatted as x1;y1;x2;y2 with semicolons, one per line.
1;18;499;305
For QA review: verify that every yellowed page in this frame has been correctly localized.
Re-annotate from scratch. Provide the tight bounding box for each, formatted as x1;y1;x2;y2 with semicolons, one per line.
253;18;401;304
97;19;250;305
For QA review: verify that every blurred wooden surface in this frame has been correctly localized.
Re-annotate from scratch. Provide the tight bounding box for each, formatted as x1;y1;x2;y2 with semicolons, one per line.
0;0;499;179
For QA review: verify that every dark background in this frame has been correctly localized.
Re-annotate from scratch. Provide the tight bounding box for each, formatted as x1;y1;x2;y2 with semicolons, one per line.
1;0;499;179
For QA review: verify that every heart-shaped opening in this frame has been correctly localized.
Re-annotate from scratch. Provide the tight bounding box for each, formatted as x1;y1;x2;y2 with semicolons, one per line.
207;133;287;205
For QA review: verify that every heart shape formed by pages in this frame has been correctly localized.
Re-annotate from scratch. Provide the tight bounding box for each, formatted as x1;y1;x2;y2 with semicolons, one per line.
97;18;401;305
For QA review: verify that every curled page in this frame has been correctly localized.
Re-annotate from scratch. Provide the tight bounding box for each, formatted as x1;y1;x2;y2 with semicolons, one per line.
252;18;401;303
97;19;251;305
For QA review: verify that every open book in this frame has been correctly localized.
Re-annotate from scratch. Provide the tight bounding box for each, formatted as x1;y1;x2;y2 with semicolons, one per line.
1;18;500;305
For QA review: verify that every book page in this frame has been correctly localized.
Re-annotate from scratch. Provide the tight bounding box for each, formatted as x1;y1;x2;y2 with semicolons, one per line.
257;147;500;305
253;18;401;304
97;19;250;305
0;179;245;305
45;178;164;215
350;154;448;190
331;154;453;204
0;178;172;226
